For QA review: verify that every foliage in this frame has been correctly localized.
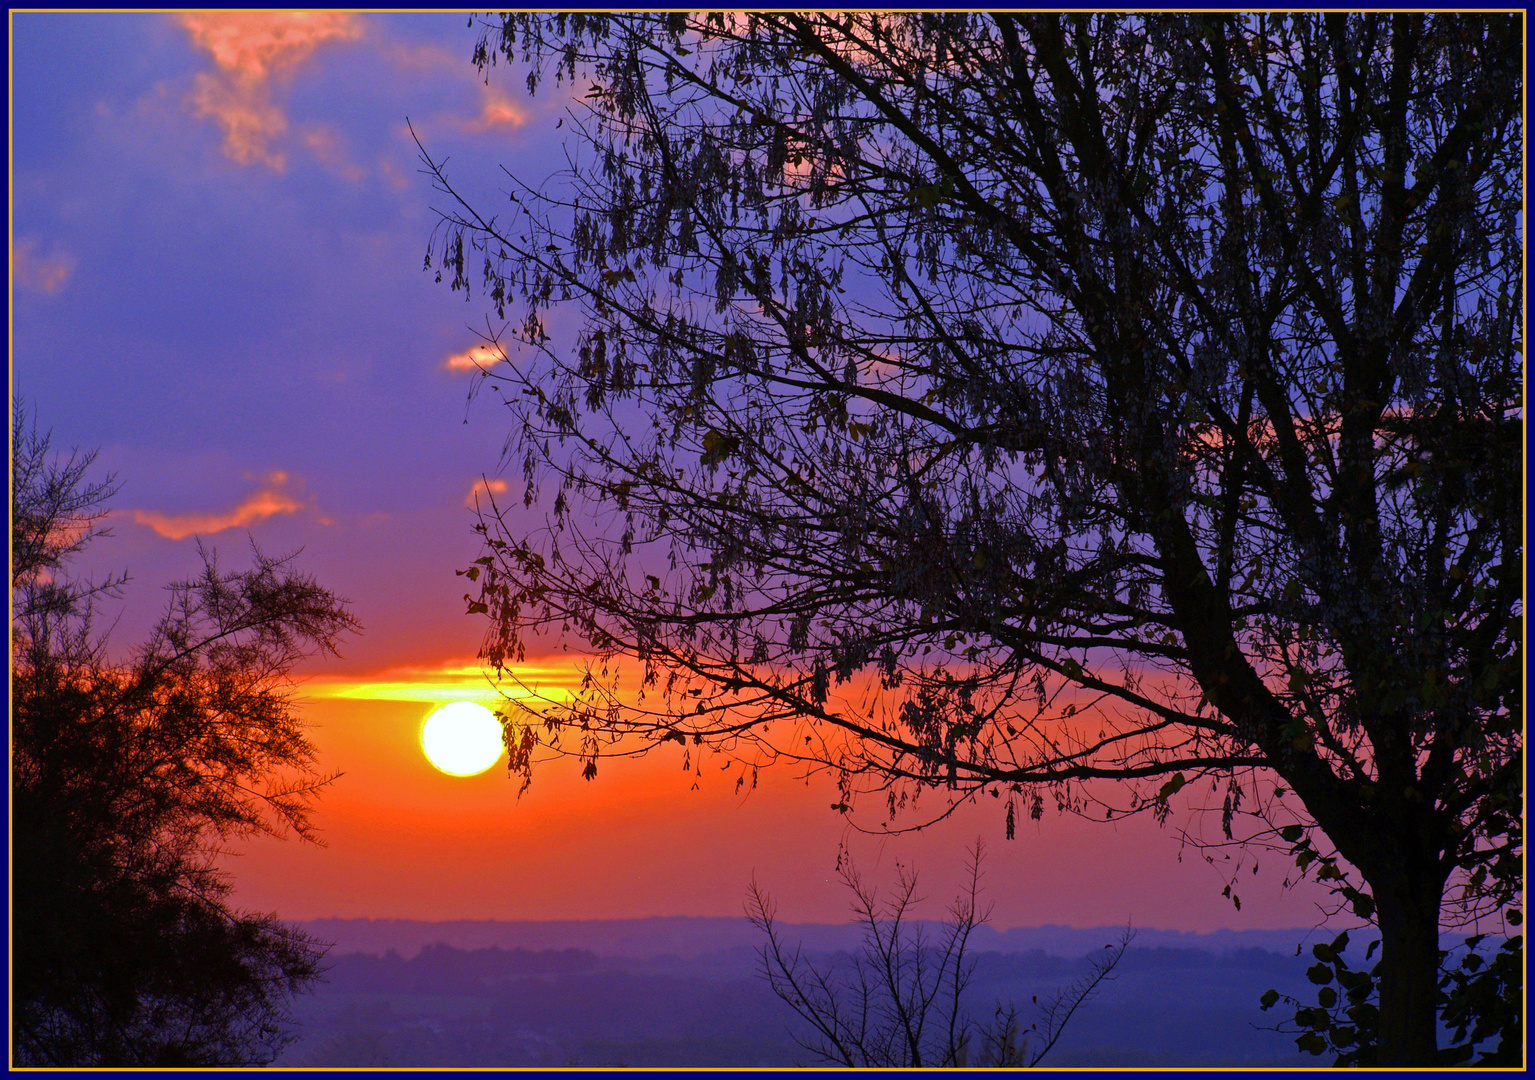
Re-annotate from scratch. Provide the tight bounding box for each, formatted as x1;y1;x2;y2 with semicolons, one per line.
747;845;1129;1067
10;405;361;1066
423;13;1523;1065
1260;920;1523;1066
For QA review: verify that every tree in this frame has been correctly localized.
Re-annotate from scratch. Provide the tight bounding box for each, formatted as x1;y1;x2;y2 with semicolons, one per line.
421;13;1523;1066
748;845;1129;1067
1259;924;1522;1066
11;405;362;1066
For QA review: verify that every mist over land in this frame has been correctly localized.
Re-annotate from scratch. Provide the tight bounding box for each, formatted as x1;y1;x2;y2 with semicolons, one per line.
280;918;1344;1067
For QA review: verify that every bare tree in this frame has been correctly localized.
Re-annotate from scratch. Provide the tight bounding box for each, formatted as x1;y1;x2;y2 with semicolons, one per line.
11;404;362;1066
423;14;1522;1066
747;845;1129;1068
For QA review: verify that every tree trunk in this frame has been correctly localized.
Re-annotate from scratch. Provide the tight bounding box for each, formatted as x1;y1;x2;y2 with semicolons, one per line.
1373;874;1445;1066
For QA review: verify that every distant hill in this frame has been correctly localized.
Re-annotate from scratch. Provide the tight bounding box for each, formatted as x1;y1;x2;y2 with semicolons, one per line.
277;918;1370;1067
296;914;1338;961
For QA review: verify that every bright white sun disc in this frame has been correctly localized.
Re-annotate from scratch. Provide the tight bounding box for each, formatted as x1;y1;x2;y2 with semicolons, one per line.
421;701;503;776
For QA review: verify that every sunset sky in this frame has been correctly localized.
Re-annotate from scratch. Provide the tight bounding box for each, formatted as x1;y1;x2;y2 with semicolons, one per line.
11;12;1340;931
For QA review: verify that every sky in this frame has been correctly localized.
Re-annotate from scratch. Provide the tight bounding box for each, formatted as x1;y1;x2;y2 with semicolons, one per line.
10;11;1341;932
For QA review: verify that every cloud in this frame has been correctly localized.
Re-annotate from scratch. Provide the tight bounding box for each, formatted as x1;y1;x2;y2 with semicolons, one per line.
467;86;528;132
376;156;411;191
465;478;509;508
299;122;365;183
133;471;307;540
463;475;512;506
439;86;528;137
176;11;363;170
380;40;461;74
443;345;503;372
306;657;584;706
13;239;76;294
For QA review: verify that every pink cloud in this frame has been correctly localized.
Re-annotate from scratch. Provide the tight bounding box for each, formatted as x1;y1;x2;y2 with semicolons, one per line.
176;12;363;171
13;239;76;294
133;472;308;540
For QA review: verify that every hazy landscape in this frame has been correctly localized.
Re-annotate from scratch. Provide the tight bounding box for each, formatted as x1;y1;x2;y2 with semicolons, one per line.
277;918;1343;1067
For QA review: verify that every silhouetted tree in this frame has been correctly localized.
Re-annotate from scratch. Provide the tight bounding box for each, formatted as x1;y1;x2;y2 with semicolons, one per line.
422;14;1522;1066
748;846;1129;1067
11;405;361;1066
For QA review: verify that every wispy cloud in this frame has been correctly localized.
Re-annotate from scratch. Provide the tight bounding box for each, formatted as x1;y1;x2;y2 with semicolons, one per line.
13;239;76;294
177;11;363;170
306;658;584;706
431;85;530;139
299;121;365;183
379;39;461;74
132;470;308;540
462;86;528;133
465;478;509;508
443;345;502;372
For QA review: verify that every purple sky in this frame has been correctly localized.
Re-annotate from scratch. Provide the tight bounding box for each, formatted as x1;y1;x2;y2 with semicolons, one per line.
11;12;1344;931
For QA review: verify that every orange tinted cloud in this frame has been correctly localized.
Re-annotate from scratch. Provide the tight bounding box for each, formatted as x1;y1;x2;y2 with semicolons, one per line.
465;478;509;507
443;345;502;372
132;472;307;540
177;12;363;170
447;86;528;135
13;239;75;294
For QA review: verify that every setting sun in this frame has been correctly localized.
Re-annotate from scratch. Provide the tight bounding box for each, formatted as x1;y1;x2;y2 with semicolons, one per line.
421;701;503;776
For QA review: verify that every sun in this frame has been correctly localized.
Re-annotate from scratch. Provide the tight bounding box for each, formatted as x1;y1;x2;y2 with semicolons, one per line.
421;701;503;776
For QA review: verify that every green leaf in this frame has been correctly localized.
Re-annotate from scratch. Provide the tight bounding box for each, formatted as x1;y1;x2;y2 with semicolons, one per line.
1259;988;1280;1010
1317;986;1337;1008
1306;962;1334;985
1279;824;1305;842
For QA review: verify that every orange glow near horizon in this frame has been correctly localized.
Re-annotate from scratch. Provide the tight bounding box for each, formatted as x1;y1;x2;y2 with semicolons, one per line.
219;655;1340;930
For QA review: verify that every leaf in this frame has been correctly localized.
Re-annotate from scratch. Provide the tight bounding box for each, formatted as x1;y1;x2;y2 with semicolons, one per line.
1296;1031;1328;1055
1259;988;1280;1010
1157;773;1187;802
1306;962;1334;985
700;428;740;465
